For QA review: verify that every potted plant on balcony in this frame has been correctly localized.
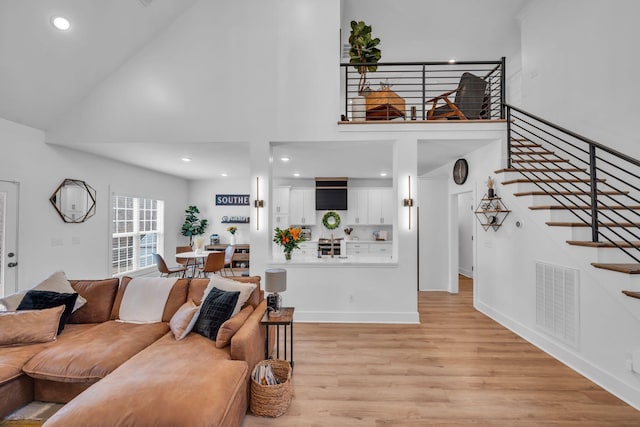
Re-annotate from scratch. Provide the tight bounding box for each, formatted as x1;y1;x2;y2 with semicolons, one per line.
348;20;381;120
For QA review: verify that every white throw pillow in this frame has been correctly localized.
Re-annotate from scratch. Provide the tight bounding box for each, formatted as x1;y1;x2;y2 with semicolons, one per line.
0;271;86;312
33;271;86;312
0;291;26;311
203;276;256;317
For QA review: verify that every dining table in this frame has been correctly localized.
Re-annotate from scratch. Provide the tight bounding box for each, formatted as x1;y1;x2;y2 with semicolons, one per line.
174;250;222;277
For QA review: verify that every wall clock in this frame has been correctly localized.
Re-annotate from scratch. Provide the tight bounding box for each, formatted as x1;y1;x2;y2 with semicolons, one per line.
453;158;469;185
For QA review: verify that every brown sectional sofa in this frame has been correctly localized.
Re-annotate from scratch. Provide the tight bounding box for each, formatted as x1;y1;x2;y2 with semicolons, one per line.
0;275;267;426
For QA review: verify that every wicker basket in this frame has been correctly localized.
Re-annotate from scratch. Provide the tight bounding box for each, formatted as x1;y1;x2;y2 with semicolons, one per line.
250;359;293;417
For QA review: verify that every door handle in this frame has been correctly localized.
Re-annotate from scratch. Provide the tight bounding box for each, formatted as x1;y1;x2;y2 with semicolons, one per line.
8;262;18;268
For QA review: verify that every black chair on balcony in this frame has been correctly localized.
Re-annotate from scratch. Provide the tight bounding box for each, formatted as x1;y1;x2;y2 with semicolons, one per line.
426;72;489;120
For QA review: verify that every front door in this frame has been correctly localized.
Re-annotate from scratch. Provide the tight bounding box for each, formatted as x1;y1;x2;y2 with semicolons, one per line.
0;181;19;296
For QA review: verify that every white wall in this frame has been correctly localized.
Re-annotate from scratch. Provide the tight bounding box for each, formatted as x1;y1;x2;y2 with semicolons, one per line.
342;0;525;62
188;178;252;246
457;191;473;277
0;118;188;289
519;0;640;158
418;176;448;291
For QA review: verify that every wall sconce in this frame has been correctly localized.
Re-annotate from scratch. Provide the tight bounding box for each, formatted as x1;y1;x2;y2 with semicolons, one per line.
403;175;414;230
254;177;264;230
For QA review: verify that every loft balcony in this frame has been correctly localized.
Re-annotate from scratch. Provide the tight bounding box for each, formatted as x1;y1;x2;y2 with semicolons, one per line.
339;58;505;123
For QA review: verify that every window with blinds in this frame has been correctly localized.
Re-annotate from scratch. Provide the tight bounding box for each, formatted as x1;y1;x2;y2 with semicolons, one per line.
111;195;164;276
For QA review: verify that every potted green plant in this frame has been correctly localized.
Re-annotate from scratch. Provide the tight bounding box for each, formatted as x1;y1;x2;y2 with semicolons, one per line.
181;205;208;246
349;20;382;100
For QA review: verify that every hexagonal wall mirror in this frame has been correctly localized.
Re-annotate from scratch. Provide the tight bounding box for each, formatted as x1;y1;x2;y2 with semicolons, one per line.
49;179;97;223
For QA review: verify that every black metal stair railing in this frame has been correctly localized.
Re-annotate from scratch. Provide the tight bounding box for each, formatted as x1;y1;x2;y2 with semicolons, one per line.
506;104;640;263
340;58;505;121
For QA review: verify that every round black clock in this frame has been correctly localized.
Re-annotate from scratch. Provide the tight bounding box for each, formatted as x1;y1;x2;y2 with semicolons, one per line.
453;158;469;185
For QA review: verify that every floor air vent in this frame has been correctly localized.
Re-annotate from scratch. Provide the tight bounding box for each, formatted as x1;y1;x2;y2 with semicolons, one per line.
535;262;579;348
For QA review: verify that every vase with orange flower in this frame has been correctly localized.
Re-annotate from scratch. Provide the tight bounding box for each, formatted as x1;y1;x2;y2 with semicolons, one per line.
273;227;306;261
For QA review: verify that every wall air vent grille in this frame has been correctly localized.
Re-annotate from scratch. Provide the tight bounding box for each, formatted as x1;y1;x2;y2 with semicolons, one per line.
535;262;579;348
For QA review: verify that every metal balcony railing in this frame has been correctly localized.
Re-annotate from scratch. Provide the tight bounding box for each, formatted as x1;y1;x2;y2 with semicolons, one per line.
340;58;505;122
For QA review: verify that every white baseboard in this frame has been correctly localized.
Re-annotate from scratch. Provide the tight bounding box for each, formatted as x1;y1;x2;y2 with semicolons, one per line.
294;310;420;324
475;300;640;411
458;268;473;278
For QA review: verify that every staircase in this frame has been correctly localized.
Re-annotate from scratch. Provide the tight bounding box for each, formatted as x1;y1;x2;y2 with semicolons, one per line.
499;105;640;300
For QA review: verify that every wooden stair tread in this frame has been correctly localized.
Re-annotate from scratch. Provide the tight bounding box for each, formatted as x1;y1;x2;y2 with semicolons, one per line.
514;190;628;196
511;150;555;155
622;290;640;298
511;159;570;163
502;178;606;185
495;167;586;173
568;240;640;248
547;221;640;227
592;263;640;275
530;205;640;210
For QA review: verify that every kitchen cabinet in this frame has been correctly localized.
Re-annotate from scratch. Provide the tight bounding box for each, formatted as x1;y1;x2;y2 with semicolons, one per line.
289;188;316;225
273;214;289;228
345;242;369;256
367;188;394;225
369;242;392;255
272;187;290;214
296;242;318;258
346;188;369;225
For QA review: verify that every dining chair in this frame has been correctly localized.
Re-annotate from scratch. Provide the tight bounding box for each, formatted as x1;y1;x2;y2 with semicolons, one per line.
198;252;225;278
223;245;235;276
176;245;196;277
153;253;188;278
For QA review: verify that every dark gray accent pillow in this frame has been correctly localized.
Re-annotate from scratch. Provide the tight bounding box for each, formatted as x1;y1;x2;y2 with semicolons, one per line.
17;290;78;334
193;287;240;340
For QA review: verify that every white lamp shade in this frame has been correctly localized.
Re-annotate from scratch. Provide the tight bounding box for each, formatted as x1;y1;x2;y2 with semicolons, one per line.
265;268;287;293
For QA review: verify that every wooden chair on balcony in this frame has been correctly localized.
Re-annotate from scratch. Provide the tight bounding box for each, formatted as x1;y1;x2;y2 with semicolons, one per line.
426;72;489;120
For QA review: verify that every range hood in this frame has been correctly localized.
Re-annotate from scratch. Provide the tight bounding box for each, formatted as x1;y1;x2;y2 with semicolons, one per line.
315;177;348;211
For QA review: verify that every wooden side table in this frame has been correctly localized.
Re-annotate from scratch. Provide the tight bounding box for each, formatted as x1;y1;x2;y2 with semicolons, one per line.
261;307;294;368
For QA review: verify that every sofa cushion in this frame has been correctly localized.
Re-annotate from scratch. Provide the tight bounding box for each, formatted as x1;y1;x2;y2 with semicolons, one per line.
204;276;257;317
68;278;119;324
17;291;78;334
0;324;95;387
0;306;64;347
216;305;254;349
169;300;199;340
0;271;86;313
118;277;176;323
189;276;261;309
110;277;189;322
23;321;169;383
193;288;239;340
43;333;247;427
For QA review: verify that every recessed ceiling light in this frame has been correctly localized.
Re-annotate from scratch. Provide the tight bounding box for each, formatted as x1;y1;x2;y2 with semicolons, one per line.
221;173;228;177
448;59;456;64
280;156;290;162
51;16;71;31
380;172;388;177
293;172;300;177
181;157;192;162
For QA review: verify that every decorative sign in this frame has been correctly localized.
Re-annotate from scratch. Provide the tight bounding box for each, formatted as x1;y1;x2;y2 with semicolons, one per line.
221;216;250;224
215;194;250;206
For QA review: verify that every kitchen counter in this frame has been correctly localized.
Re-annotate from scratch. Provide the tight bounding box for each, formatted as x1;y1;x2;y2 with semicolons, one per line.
269;255;396;266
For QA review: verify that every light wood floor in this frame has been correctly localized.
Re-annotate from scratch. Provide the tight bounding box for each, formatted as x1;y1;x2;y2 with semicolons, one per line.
242;276;640;426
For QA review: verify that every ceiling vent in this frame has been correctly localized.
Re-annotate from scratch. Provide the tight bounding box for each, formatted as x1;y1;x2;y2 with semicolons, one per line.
138;0;153;7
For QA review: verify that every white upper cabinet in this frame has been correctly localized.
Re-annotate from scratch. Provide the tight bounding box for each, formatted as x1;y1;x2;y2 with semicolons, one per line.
289;188;316;225
346;188;369;225
367;188;394;225
272;186;290;214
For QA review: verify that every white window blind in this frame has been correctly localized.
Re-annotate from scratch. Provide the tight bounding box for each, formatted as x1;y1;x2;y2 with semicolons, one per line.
111;195;164;276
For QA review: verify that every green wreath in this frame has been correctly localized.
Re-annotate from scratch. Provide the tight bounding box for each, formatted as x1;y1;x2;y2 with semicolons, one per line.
322;211;341;230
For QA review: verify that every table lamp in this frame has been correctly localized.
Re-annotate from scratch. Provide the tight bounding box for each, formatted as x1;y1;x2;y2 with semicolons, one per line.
265;268;286;317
